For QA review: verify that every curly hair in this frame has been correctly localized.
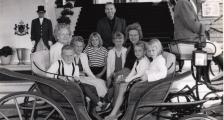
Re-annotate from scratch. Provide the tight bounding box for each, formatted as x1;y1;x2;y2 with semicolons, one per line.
70;36;85;47
87;32;103;47
125;22;143;40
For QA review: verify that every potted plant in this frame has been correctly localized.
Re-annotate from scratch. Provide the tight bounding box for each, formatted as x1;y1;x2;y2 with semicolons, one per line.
0;46;13;65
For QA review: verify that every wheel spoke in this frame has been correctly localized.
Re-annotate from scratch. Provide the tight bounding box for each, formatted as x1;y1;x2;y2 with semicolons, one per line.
0;111;10;120
44;109;55;120
30;98;37;120
14;98;23;120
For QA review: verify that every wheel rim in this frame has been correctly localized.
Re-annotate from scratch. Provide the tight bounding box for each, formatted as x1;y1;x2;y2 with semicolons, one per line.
184;117;215;120
0;92;67;120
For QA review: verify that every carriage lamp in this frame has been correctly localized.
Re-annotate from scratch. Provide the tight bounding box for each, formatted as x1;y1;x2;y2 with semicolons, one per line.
193;50;208;66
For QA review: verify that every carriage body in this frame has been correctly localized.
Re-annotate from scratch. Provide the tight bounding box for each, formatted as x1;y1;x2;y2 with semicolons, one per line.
0;50;222;120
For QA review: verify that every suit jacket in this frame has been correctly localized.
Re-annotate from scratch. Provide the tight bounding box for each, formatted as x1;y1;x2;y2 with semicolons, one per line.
31;18;53;52
174;0;205;41
97;17;126;48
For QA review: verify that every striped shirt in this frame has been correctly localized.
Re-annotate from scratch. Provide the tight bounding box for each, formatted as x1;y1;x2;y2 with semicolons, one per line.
84;46;108;67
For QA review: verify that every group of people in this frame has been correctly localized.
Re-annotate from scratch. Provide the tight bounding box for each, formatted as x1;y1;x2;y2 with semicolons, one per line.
45;21;167;120
31;3;168;120
30;0;222;120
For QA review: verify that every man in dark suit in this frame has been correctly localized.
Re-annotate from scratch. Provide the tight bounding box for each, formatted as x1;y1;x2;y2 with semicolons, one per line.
97;2;126;49
31;5;53;53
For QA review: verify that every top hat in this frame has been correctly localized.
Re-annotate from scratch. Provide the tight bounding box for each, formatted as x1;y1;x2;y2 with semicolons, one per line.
37;6;46;13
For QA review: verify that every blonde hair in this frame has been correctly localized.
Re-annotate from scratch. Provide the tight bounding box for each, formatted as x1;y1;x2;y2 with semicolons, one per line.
87;32;103;47
54;25;71;41
125;22;143;40
147;38;163;55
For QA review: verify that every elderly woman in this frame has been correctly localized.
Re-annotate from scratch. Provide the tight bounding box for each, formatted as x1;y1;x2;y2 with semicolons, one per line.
50;26;72;65
70;36;107;98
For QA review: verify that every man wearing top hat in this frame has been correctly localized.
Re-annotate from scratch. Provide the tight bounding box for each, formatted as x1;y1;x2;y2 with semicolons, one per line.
31;5;53;53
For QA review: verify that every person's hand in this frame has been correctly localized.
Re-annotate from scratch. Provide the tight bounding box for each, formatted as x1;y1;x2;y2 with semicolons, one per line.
58;76;68;82
116;75;124;82
48;41;53;46
31;41;35;46
73;76;81;83
205;25;211;31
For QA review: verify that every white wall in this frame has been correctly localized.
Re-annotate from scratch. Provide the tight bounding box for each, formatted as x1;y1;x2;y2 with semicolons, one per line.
0;0;56;63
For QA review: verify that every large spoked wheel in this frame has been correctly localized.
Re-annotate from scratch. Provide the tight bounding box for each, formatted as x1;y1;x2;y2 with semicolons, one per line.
181;114;217;120
0;92;69;120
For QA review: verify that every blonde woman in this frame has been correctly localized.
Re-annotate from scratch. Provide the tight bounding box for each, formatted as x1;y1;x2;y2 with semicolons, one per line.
83;32;108;79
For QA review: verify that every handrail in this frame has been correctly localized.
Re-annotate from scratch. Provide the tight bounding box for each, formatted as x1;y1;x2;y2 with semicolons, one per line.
33;61;80;83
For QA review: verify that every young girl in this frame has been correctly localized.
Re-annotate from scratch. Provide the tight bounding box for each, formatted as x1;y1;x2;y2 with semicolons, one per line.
107;32;127;83
105;41;150;120
83;32;108;79
141;38;167;82
50;26;71;65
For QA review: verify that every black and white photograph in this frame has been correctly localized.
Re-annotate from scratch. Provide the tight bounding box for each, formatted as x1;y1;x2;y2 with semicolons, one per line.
0;0;223;120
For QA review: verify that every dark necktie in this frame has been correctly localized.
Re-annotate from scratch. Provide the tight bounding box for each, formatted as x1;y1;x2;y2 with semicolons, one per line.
135;60;139;72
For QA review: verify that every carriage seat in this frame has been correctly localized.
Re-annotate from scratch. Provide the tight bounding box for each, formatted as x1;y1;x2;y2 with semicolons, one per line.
127;51;176;102
30;50;50;77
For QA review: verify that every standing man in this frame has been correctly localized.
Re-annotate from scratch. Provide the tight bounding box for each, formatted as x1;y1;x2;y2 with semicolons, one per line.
97;2;126;50
174;0;223;81
174;0;207;45
31;5;53;53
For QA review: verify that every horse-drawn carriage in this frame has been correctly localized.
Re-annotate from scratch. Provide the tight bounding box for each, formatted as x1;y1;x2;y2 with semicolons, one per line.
0;41;222;120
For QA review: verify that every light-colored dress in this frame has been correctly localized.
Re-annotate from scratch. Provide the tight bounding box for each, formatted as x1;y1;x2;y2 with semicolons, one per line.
75;53;107;97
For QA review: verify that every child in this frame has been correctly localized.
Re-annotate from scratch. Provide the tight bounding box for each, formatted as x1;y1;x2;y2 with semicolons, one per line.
141;38;167;82
105;41;150;120
50;26;71;65
47;45;105;109
83;32;108;79
107;32;127;84
70;36;107;98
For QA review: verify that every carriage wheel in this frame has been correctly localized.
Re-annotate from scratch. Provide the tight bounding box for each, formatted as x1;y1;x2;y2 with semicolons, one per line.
0;92;70;120
180;114;217;120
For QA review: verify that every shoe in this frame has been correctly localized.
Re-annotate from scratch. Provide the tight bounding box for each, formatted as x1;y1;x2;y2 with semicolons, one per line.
102;102;111;111
96;102;111;113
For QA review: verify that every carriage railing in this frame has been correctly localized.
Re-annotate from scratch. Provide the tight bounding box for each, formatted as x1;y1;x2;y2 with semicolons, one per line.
32;61;80;84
